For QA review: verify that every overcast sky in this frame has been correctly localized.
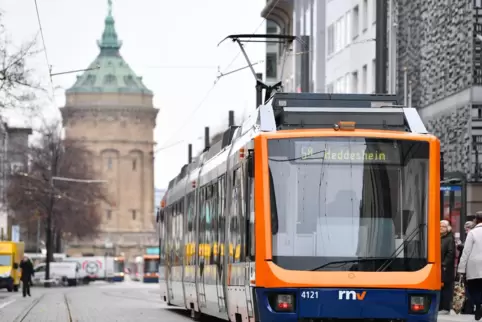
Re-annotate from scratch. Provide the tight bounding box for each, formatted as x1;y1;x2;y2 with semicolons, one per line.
2;0;266;189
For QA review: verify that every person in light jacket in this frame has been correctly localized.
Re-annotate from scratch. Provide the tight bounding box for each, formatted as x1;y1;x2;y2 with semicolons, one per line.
458;221;476;314
458;212;482;321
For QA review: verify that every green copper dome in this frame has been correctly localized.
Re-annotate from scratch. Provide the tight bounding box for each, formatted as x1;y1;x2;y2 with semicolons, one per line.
66;0;152;95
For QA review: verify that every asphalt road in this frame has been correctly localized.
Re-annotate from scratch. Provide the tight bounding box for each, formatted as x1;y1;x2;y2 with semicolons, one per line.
0;279;223;322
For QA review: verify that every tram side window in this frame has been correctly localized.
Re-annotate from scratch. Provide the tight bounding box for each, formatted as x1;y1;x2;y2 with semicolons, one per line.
248;177;255;259
217;176;226;267
236;167;246;263
159;209;165;265
169;205;175;266
211;183;218;266
178;200;184;267
186;193;195;266
229;169;243;263
173;203;178;266
198;187;206;262
166;207;172;266
205;185;213;265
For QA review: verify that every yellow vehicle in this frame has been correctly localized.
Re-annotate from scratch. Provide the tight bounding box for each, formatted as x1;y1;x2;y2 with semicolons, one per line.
0;241;24;292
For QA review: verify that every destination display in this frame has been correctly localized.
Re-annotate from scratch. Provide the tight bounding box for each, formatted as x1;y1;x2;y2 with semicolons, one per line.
294;140;401;164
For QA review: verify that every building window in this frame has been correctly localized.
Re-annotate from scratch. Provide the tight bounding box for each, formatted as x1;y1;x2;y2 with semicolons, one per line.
362;64;368;93
82;75;96;86
327;83;334;93
266;53;277;78
305;7;311;36
327;24;335;55
372;0;376;24
106;210;112;220
362;0;368;31
131;210;137;220
351;71;359;93
107;157;112;170
124;75;139;88
372;59;376;93
352;5;359;39
104;74;117;86
132;159;137;171
335;77;345;93
345;12;351;45
335;17;345;52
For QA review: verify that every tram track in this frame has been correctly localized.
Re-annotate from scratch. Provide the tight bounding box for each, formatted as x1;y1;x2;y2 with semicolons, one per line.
14;293;46;322
64;293;73;322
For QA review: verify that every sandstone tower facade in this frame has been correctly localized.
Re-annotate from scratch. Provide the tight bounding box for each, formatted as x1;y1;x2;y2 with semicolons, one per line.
60;2;159;262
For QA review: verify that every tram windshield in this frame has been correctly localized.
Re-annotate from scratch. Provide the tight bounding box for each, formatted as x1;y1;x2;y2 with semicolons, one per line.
267;137;429;272
144;257;159;273
114;259;124;273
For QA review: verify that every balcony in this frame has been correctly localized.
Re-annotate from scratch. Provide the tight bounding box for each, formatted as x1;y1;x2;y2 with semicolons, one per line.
261;0;293;30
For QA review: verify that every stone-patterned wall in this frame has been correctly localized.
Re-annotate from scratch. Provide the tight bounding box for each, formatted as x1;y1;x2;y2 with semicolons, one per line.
424;105;472;177
396;0;474;108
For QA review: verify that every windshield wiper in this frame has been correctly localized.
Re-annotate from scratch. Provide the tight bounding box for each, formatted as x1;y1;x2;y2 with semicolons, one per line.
310;258;390;271
376;223;426;272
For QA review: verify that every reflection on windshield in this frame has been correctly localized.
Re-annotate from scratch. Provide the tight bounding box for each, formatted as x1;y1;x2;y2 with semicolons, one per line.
268;137;429;272
114;260;125;273
144;259;159;273
0;255;11;266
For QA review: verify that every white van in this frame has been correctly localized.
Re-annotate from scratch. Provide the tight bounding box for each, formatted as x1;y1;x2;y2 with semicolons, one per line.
32;262;80;286
64;256;115;284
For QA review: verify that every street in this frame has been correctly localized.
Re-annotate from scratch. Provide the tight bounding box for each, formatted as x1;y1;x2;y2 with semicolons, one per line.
0;280;477;322
0;280;221;322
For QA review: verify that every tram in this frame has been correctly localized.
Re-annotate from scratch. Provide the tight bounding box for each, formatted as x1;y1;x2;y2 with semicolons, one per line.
143;248;160;283
112;256;125;282
158;93;441;322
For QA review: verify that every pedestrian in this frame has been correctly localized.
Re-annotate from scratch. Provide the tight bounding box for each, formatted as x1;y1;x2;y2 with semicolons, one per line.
457;221;476;264
457;221;476;314
439;219;455;314
458;212;482;321
19;255;34;297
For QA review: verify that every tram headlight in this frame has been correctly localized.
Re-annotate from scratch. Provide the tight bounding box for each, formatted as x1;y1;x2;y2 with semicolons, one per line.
409;295;430;314
268;293;295;312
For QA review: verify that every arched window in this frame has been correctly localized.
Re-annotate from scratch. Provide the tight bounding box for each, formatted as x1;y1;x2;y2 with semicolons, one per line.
104;74;117;85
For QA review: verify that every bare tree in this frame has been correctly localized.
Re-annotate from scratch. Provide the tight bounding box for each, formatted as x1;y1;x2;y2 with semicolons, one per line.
0;11;42;110
7;123;111;249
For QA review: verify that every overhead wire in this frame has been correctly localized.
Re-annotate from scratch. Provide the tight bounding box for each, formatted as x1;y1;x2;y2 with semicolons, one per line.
158;0;282;149
33;0;56;98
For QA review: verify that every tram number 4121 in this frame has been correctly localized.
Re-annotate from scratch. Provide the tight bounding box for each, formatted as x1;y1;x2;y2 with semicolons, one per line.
301;291;319;299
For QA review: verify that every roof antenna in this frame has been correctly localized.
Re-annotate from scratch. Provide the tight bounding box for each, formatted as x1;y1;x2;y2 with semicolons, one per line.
218;34;299;107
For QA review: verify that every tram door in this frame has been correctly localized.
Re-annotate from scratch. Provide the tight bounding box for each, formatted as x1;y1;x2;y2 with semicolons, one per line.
216;176;227;313
166;207;174;302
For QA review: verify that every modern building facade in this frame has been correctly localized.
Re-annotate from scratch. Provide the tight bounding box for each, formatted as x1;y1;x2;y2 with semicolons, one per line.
0;119;32;244
60;2;158;261
261;0;326;93
325;0;378;94
396;0;482;229
265;20;280;85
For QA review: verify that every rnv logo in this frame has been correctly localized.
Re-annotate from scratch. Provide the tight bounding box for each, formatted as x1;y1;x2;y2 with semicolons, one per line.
338;290;367;300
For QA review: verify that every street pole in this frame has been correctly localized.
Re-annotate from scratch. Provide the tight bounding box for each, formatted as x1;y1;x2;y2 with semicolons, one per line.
45;175;54;287
375;0;388;94
36;217;40;253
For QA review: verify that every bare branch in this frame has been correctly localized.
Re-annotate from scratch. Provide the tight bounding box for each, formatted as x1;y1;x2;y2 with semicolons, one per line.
0;11;44;111
7;120;109;239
